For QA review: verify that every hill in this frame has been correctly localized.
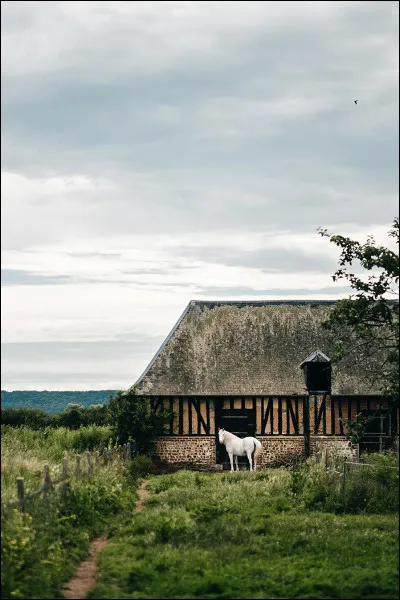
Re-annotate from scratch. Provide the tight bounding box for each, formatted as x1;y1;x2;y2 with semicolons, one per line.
0;390;117;414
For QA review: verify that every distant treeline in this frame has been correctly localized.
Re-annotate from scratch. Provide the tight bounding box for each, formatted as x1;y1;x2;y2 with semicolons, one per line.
1;389;169;453
1;404;110;429
1;390;117;414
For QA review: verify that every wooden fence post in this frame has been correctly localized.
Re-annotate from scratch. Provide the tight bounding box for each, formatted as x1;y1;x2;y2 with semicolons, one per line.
43;464;52;492
17;477;24;506
61;458;69;494
62;457;68;480
75;455;81;479
342;458;347;493
86;452;93;476
95;451;100;469
43;464;52;519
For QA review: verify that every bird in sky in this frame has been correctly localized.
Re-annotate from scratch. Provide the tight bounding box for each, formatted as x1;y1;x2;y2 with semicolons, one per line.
354;100;358;105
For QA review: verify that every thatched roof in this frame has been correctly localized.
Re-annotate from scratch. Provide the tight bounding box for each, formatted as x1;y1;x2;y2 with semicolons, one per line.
135;300;380;395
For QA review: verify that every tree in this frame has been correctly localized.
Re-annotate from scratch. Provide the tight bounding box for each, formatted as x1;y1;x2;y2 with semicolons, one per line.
317;217;399;406
106;388;172;454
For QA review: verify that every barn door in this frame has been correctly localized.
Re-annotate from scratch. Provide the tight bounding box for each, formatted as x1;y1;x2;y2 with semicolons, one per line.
216;409;256;469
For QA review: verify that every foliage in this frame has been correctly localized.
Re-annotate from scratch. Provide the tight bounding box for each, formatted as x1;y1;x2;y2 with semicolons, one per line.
339;413;372;446
1;390;171;453
290;451;398;515
1;390;117;414
1;403;110;430
0;408;55;429
1;425;139;600
88;469;399;600
126;455;154;480
318;217;399;406
106;388;172;454
1;425;113;503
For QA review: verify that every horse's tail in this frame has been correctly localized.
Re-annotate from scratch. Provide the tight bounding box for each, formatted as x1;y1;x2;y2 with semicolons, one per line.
253;437;262;450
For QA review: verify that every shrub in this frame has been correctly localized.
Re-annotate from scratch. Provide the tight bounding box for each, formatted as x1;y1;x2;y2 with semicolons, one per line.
1;403;110;430
126;455;153;480
106;388;172;454
289;451;399;514
0;408;56;429
342;451;399;514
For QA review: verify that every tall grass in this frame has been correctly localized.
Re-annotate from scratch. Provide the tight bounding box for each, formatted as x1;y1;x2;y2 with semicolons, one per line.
1;425;139;600
290;450;399;514
1;425;113;503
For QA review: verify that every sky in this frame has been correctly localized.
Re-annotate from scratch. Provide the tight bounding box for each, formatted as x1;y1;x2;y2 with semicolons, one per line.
1;0;399;391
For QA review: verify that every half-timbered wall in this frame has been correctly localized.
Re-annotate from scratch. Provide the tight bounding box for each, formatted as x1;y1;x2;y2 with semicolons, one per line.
150;395;307;436
148;394;396;467
150;394;393;438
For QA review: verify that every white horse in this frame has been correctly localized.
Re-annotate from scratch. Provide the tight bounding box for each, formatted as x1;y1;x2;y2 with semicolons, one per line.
218;428;262;472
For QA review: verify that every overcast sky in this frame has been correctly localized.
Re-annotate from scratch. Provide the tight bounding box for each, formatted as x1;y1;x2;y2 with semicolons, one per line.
1;1;398;391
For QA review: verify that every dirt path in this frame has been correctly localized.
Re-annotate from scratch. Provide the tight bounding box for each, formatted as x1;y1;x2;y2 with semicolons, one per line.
63;479;149;599
134;479;150;513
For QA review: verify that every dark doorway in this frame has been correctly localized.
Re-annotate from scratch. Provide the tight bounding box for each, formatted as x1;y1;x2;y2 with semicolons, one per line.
216;409;256;469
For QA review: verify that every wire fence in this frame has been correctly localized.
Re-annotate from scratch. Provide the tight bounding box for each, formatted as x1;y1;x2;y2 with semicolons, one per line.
342;458;399;490
1;439;136;511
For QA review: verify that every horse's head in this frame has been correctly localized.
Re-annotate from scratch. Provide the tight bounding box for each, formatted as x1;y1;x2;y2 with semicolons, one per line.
218;428;225;444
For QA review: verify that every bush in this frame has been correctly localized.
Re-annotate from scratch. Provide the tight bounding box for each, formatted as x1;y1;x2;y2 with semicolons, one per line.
342;451;399;514
0;408;56;429
1;403;110;430
126;455;154;480
106;388;172;454
289;451;399;514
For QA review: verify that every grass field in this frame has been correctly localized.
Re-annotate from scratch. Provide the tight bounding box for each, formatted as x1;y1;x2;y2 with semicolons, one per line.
1;426;398;600
1;425;138;600
89;470;399;600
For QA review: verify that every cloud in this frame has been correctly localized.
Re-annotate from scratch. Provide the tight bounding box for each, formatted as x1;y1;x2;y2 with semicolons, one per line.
1;339;163;390
1;1;398;389
1;269;73;286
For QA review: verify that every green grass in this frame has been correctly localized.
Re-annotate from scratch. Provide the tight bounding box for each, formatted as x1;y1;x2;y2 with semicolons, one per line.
89;470;399;599
1;425;113;503
1;425;138;600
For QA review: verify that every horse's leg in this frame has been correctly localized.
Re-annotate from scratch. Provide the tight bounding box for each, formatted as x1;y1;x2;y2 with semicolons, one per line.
246;451;253;471
228;452;234;472
234;455;239;471
254;445;261;472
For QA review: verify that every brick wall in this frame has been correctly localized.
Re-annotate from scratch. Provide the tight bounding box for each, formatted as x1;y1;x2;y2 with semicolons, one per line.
155;436;216;465
257;436;305;466
155;435;306;467
310;436;359;461
155;435;359;468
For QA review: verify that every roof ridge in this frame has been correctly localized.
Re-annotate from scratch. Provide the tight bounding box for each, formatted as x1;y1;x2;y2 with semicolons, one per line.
190;299;339;305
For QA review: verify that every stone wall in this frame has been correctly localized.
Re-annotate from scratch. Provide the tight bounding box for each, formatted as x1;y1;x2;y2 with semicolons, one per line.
257;436;306;466
310;436;359;461
155;436;216;465
155;434;359;467
155;435;306;467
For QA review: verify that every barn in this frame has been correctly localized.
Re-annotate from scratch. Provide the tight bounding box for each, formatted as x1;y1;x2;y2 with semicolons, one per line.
134;300;397;468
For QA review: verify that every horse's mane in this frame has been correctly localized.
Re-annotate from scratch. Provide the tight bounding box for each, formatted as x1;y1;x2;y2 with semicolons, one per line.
222;430;238;440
